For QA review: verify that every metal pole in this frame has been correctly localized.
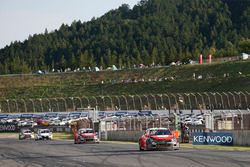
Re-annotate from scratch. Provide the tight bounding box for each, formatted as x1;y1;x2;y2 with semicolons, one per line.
70;97;75;110
13;99;19;113
92;96;98;109
144;95;150;109
39;98;43;113
245;91;250;109
108;96;113;110
61;97;67;112
234;91;242;109
83;96;90;108
22;99;27;113
163;94;171;112
184;93;192;110
228;92;236;109
130;95;136;110
122;95;128;110
204;92;211;110
216;92;224;109
101;96;105;111
222;92;230;109
54;98;60;112
6;99;10;113
191;93;198;109
197;93;205;109
29;99;35;113
213;93;218;108
177;93;184;110
158;94;164;109
171;93;178;111
136;94;143;110
76;97;83;108
240;91;248;109
115;96;121;110
150;94;158;110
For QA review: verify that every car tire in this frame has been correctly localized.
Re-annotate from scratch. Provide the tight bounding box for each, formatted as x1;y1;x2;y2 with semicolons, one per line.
139;145;144;151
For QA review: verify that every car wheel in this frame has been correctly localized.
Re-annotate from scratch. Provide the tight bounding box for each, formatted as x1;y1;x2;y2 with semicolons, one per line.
139;145;144;151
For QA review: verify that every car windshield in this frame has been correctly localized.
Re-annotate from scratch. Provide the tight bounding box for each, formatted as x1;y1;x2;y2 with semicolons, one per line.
40;130;50;133
24;130;31;133
150;129;171;136
79;129;94;134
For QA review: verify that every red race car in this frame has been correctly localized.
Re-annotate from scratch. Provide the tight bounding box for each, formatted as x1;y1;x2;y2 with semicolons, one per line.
74;128;99;144
139;128;179;151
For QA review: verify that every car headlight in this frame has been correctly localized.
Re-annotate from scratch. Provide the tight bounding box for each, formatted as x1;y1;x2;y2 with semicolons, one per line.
171;138;177;142
148;138;156;145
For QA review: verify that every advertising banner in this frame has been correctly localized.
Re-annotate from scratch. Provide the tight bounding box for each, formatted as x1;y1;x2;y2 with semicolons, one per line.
193;132;233;146
0;124;19;132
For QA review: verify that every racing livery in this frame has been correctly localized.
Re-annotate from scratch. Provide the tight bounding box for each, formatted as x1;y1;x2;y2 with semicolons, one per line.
34;129;53;140
19;129;34;140
139;128;179;151
74;128;99;144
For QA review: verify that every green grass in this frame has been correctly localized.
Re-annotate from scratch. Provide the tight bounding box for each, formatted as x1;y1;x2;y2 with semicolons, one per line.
53;132;74;140
0;60;250;99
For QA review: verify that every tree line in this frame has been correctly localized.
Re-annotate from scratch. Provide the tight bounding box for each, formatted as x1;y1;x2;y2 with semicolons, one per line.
0;0;249;74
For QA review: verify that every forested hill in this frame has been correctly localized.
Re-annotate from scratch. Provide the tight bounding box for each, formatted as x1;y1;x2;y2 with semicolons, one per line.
0;0;250;74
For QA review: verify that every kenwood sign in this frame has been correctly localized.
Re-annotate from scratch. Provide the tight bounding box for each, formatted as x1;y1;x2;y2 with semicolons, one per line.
0;124;18;132
192;132;233;146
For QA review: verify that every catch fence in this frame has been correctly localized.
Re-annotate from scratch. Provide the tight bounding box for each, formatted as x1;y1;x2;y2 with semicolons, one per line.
0;91;250;113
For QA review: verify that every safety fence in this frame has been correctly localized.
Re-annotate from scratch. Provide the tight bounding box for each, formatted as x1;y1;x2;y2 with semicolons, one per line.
0;91;250;113
212;110;250;131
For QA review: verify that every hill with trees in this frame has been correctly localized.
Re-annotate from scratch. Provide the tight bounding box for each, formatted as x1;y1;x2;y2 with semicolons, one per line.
0;0;249;74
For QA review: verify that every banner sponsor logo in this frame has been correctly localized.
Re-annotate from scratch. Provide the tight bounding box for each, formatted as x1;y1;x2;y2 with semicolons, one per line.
0;124;18;132
192;132;233;146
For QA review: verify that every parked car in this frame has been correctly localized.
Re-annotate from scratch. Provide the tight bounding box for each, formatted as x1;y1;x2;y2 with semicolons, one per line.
34;129;53;140
74;128;99;144
139;128;179;151
19;129;34;140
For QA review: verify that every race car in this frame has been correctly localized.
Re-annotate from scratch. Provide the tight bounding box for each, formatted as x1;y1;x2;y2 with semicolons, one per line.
139;128;180;151
34;129;53;140
74;128;99;144
19;129;34;140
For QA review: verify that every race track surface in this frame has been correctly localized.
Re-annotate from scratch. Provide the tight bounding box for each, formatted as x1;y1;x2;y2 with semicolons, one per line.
0;138;250;167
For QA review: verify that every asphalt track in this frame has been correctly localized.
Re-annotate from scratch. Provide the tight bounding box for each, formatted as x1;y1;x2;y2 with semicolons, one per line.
0;138;250;167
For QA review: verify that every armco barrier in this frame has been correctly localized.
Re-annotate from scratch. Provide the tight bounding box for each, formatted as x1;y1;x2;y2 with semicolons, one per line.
104;131;144;142
229;130;250;146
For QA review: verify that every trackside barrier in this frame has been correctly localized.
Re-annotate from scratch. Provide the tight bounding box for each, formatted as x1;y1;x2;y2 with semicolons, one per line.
222;130;250;146
28;126;71;133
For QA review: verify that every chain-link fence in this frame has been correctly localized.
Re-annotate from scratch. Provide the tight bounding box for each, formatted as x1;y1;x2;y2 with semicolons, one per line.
100;115;172;131
0;91;250;113
213;110;250;131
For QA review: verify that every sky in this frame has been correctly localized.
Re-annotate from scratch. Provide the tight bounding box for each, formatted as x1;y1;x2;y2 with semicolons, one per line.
0;0;139;49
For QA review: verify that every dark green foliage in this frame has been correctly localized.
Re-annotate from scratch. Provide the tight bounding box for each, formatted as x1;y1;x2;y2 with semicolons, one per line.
0;0;250;74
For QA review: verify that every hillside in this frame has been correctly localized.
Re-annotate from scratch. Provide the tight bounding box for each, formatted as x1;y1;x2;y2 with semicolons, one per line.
0;60;250;100
0;0;250;74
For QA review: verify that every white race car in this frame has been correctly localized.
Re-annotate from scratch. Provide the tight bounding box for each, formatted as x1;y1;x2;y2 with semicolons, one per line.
19;129;34;140
35;129;53;140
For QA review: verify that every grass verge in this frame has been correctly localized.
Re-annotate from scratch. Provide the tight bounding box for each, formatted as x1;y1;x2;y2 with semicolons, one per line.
52;132;73;140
